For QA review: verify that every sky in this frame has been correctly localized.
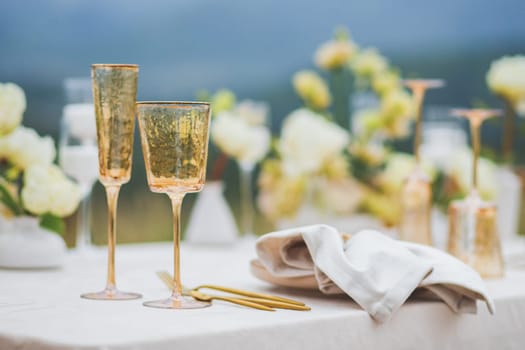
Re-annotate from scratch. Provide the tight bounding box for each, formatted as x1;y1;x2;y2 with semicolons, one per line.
1;0;524;136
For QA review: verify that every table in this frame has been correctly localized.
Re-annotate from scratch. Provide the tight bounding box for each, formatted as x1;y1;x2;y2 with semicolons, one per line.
1;240;525;350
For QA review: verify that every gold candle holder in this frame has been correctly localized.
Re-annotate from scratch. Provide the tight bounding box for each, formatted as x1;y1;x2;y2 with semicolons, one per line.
398;79;444;245
447;108;504;278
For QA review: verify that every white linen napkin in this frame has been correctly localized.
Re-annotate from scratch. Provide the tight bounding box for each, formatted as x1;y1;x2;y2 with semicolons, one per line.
252;224;495;322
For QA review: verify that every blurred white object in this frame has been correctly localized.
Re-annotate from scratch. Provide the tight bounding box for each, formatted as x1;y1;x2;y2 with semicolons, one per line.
420;122;467;171
495;167;522;240
62;104;97;142
59;78;99;251
253;225;494;323
0;216;66;268
431;207;448;250
185;181;238;245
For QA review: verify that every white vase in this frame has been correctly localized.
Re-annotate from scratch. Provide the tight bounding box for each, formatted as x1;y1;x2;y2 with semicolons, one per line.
0;216;67;269
495;167;522;240
185;181;239;245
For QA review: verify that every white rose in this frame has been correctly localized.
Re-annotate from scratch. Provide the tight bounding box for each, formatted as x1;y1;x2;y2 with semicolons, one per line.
21;164;81;217
0;83;26;136
49;180;82;216
379;152;435;193
486;55;525;103
314;39;356;70
232;100;269;126
279;109;349;176
0;126;56;170
212;112;270;164
292;71;332;110
447;148;498;200
314;177;363;214
350;48;388;78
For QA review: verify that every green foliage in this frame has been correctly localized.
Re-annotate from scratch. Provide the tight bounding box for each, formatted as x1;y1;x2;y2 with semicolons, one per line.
0;181;23;215
39;212;65;235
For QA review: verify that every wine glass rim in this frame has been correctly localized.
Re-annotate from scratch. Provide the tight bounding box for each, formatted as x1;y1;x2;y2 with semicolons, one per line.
92;64;139;69
136;101;210;106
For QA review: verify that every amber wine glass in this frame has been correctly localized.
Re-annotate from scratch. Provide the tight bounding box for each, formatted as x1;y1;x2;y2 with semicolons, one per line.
398;79;444;245
447;108;504;278
81;64;141;300
137;101;211;309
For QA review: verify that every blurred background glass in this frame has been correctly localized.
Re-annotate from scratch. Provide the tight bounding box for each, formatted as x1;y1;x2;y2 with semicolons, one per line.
1;0;524;245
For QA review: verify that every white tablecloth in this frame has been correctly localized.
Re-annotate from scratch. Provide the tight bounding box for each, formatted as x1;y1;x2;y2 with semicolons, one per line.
1;240;525;350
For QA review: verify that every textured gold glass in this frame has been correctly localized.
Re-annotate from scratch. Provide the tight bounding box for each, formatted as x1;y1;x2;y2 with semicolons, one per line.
447;108;504;278
137;102;211;309
398;79;444;245
81;64;141;300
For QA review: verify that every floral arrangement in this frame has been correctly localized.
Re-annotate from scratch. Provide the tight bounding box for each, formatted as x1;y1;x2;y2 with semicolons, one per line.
0;82;81;234
256;28;498;227
486;55;525;162
197;89;271;179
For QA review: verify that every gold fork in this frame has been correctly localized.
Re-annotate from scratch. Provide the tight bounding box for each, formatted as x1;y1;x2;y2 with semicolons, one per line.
156;271;273;311
156;271;310;311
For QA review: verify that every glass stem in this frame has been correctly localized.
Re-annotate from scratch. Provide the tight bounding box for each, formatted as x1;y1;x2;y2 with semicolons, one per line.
412;87;426;163
104;184;121;291
76;184;93;250
168;192;185;298
470;120;481;193
239;161;255;236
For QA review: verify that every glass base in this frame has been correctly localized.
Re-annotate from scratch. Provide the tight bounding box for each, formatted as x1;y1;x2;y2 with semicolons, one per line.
143;295;211;309
81;288;142;300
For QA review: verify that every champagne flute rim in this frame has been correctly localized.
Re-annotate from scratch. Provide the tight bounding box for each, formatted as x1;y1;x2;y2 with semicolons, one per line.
403;79;445;89
449;108;502;118
92;63;139;69
136;101;210;107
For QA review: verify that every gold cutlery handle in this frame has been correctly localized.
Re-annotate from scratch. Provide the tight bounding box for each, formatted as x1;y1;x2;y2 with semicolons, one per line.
190;290;274;311
196;284;306;306
238;297;311;311
213;296;275;312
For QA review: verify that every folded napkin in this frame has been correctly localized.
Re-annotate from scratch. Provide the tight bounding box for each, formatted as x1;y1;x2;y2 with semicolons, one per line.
252;224;495;322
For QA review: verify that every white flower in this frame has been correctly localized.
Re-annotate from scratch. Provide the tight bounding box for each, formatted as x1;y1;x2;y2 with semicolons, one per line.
372;69;401;96
292;70;332;110
379;152;435;194
350;48;388;78
232;100;269;126
314;177;363;214
486;55;525;104
352;108;383;137
279;109;349;176
447;148;498;200
21;164;81;217
314;39;357;71
380;89;414;138
212;111;270;164
0;126;56;170
0;83;26;136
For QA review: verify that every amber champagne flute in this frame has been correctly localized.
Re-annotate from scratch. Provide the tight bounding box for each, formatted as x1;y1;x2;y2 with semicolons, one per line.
81;64;141;300
447;108;504;278
137;101;211;309
398;79;444;245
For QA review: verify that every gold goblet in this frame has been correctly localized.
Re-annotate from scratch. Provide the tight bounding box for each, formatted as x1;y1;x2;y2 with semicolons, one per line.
398;79;445;245
81;64;141;300
447;108;504;278
137;101;211;309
